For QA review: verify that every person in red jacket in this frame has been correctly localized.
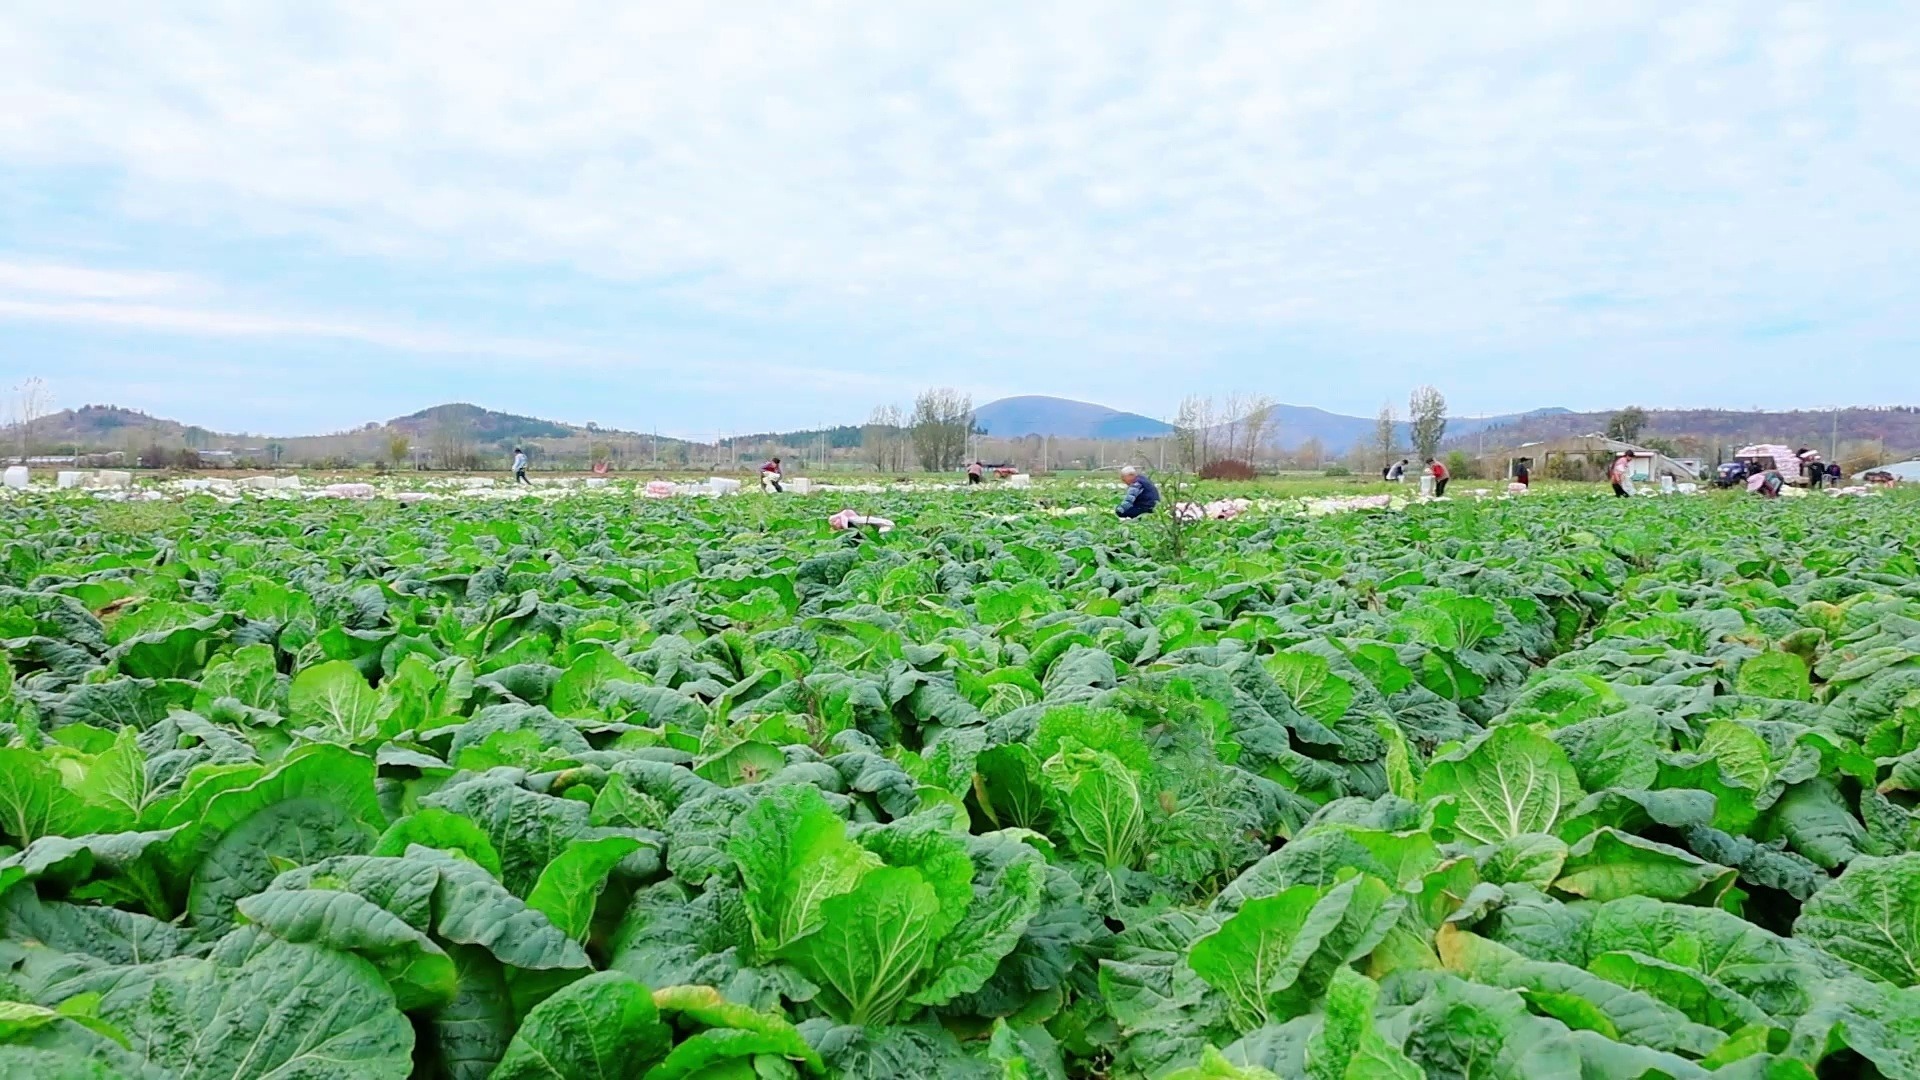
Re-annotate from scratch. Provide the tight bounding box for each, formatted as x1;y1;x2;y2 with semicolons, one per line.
1424;457;1450;497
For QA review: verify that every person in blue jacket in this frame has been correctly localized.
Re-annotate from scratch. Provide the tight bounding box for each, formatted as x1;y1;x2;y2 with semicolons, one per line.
1116;465;1161;518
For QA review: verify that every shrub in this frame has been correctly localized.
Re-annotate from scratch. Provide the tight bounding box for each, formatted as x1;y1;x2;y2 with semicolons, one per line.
1197;459;1256;481
1549;456;1589;482
1323;464;1352;477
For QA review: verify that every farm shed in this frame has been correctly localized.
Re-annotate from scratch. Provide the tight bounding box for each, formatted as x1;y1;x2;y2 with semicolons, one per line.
1510;435;1700;483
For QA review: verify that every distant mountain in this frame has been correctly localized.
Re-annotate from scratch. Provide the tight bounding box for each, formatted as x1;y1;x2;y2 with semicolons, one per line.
37;402;592;446
26;398;1916;469
25;402;686;468
973;396;1172;440
1251;405;1575;451
969;395;1574;451
38;405;199;446
387;403;574;442
1448;406;1920;458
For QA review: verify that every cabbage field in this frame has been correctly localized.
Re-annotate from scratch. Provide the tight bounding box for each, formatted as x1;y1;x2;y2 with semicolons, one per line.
3;487;1920;1079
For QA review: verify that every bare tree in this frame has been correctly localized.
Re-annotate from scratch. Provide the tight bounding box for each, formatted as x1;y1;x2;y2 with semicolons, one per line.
863;405;904;473
1172;395;1215;472
1408;386;1448;462
433;415;478;471
8;377;52;463
909;388;973;472
1237;395;1276;464
1217;393;1246;463
1173;394;1276;471
1296;436;1325;470
1374;404;1397;471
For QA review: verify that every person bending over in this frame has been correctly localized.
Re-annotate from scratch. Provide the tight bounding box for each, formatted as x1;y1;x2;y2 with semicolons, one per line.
1115;466;1161;519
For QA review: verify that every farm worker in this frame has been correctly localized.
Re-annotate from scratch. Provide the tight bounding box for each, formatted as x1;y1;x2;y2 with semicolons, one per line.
1828;462;1843;486
1386;459;1407;482
1802;450;1825;489
760;457;783;493
1750;470;1785;498
1512;460;1530;488
512;447;531;486
1424;458;1450;497
1608;454;1634;498
1115;466;1161;519
967;461;984;485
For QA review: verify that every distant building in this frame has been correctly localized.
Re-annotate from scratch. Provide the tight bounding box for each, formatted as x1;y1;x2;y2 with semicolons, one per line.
1510;435;1701;483
1856;459;1920;483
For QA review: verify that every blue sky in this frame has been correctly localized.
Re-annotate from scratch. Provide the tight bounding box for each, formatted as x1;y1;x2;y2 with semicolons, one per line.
2;2;1917;437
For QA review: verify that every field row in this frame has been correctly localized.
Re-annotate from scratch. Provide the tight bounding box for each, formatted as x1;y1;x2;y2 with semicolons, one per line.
1;489;1918;1078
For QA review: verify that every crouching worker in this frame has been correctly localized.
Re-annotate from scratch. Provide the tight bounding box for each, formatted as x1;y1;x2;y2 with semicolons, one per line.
1116;465;1161;519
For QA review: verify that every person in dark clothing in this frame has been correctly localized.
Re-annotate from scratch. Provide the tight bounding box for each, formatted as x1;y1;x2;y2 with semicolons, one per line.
1116;466;1160;518
512;447;531;485
1802;449;1825;489
1513;460;1530;488
1828;462;1843;486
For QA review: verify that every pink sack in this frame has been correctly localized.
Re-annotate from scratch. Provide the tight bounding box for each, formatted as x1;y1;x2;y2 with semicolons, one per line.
830;509;894;533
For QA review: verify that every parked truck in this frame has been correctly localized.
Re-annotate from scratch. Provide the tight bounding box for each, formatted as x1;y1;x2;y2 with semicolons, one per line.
1731;444;1810;486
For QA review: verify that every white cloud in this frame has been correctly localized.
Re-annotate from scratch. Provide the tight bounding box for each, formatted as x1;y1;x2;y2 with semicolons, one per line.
0;259;603;363
0;254;937;414
0;260;200;300
0;295;540;357
0;1;1915;419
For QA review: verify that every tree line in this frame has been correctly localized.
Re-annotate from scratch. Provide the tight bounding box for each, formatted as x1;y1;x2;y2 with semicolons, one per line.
863;388;978;474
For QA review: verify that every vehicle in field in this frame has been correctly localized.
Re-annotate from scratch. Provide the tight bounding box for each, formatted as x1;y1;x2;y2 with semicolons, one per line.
1731;444;1810;485
1713;460;1755;488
